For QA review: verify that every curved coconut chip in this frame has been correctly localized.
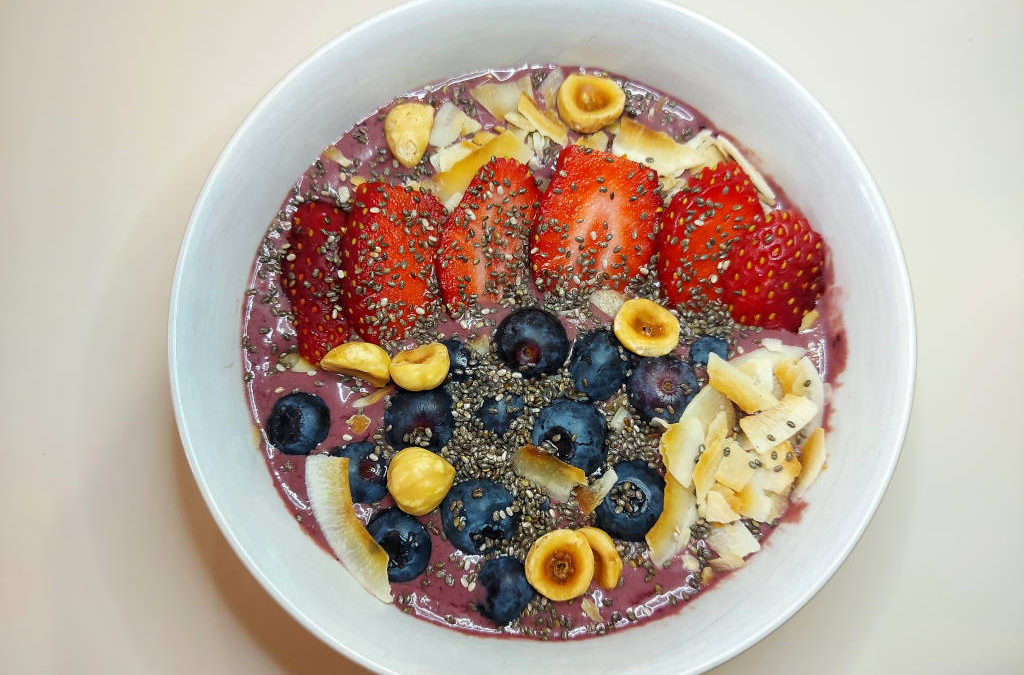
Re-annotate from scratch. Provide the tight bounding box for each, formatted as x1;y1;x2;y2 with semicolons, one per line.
792;427;827;500
646;472;698;567
575;468;618;516
305;455;392;603
660;415;703;487
775;355;826;432
511;445;586;502
470;75;534;121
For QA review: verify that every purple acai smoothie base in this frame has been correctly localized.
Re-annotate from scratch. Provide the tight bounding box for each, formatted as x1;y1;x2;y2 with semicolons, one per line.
241;64;846;639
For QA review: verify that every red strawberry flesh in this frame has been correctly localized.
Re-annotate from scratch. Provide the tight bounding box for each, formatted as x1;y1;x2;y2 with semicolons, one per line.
437;158;540;314
341;182;447;346
531;145;661;297
283;201;350;363
724;209;825;331
657;161;763;308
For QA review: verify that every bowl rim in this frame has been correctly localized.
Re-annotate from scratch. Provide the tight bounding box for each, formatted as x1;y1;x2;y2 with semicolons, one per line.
168;0;916;672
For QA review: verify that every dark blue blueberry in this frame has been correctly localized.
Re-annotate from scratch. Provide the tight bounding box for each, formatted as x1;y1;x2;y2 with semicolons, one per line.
441;479;519;554
328;442;388;503
477;556;534;625
689;336;729;366
366;508;432;582
476;393;525;435
568;329;628;400
265;391;330;455
494;308;569;378
530;398;607;475
443;338;474;383
626;355;698;423
384;388;454;453
593;460;665;541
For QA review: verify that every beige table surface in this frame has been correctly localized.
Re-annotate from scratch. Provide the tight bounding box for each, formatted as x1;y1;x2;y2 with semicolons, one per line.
3;0;1022;672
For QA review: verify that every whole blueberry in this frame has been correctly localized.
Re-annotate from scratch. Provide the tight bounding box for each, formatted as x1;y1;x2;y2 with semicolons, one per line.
441;479;519;554
568;329;628;400
689;336;729;366
366;508;432;582
443;338;474;383
593;460;665;541
494;308;569;378
626;355;698;423
265;391;330;455
328;441;388;503
531;398;607;475
384;388;454;453
476;393;525;435
477;556;534;625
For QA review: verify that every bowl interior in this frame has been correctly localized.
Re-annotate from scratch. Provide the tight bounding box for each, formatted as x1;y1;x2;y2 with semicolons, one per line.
170;1;914;673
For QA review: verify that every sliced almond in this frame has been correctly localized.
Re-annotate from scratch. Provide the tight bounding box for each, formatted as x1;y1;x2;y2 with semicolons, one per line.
305;455;392;603
428;101;482;147
707;352;779;413
660;415;703;488
792;427;827;499
470;75;534;121
511;445;586;502
575;468;618;516
706;521;761;559
713;134;776;205
739;394;818;454
646;472;698;567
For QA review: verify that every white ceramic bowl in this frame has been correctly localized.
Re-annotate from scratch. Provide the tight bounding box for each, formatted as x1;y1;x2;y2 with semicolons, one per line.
169;1;915;672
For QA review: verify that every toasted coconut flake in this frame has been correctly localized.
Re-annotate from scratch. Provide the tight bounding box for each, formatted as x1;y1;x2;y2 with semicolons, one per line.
305;455;392;603
609;405;633;431
704;410;730;450
428;101;481;147
739;394;818;455
735;477;774;521
576;468;617;516
703;488;741;524
518;93;568;145
512;445;587;502
680;385;737;434
322;145;353;168
792;428;827;499
352;385;395;408
693;437;725;503
576;130;609;151
755;440;802;493
471;130;498;146
430;142;474;173
589;288;625;317
709;554;746;571
537;68;565;111
660;416;704;487
646;472;698;567
706;521;761;560
714;439;757;491
470;75;534;121
683;129;725;172
736;357;779;398
503;110;536;132
604;119;621;135
713;134;777;205
611;117;711;176
430;131;533;202
775;356;825;432
707;352;779;414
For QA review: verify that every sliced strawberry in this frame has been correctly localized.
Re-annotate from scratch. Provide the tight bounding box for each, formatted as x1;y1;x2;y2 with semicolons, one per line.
436;158;541;314
724;209;826;331
531;145;661;296
283;201;351;362
656;161;763;309
340;182;447;345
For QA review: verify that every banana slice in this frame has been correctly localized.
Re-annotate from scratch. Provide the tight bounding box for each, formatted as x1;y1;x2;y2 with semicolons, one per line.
389;342;450;391
578;527;623;591
512;445;587;502
320;342;391;387
384;102;434;168
305;455;392;602
613;298;680;357
556;74;625;134
525;529;595;601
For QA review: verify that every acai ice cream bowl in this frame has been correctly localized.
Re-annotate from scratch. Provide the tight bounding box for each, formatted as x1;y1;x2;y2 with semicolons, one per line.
168;0;915;672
